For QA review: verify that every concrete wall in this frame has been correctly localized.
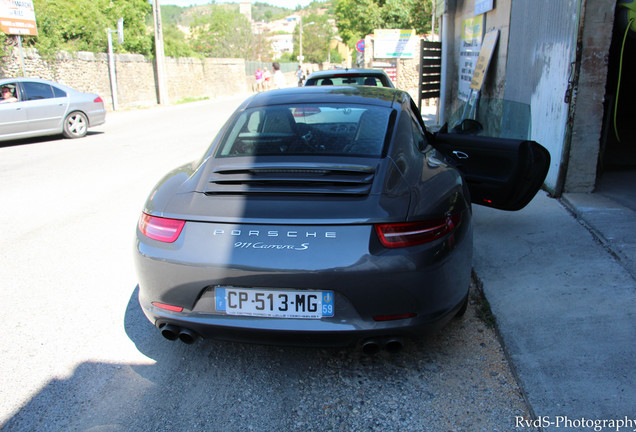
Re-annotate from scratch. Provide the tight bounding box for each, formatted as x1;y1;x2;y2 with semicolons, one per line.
0;48;250;110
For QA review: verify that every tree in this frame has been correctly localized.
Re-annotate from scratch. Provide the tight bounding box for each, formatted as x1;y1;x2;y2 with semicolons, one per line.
163;25;198;58
30;0;152;56
334;0;433;48
188;5;272;60
294;12;335;64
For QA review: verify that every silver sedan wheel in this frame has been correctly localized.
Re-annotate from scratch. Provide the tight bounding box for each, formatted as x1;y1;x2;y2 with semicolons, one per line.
63;111;88;139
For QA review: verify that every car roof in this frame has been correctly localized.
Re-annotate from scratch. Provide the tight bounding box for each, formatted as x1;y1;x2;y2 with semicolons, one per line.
238;85;406;110
0;77;81;94
307;68;390;78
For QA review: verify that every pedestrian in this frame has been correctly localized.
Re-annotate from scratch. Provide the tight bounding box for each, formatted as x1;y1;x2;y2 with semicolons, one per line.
297;65;305;87
262;67;271;91
272;62;286;89
255;68;263;92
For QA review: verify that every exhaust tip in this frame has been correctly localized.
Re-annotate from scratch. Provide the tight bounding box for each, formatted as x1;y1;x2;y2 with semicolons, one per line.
178;328;199;345
160;324;179;341
362;340;381;355
383;338;404;353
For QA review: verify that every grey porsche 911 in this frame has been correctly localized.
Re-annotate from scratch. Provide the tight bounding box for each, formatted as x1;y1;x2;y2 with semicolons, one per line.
134;86;549;353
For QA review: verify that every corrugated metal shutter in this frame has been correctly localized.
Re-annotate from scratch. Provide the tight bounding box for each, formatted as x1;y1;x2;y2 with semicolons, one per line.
503;0;581;192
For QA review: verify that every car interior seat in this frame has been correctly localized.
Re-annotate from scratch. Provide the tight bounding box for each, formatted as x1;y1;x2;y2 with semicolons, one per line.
363;77;377;86
321;79;334;85
262;109;296;134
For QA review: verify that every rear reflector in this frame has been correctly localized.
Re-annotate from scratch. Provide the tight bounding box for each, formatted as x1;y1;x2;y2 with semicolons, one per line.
152;302;184;312
138;213;185;243
373;313;416;322
374;213;461;248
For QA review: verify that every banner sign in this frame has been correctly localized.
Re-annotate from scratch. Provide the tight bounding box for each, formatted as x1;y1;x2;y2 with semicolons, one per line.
471;30;499;91
435;0;447;18
374;29;417;59
0;0;38;36
475;0;494;15
458;15;483;101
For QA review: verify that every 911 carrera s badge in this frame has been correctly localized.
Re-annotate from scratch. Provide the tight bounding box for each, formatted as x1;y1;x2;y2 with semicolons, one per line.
234;241;309;251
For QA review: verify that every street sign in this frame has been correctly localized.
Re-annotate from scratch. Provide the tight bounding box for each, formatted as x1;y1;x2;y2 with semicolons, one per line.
117;18;124;44
356;39;365;53
0;0;38;36
374;29;417;59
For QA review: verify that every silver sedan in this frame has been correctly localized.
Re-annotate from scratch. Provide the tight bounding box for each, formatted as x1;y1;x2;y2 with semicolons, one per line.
0;77;106;141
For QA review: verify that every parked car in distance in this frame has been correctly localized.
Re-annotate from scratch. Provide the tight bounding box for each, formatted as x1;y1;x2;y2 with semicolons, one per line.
304;68;395;88
0;77;106;142
134;86;549;353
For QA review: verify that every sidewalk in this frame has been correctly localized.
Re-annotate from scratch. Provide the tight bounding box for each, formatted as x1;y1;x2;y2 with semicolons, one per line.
472;187;636;430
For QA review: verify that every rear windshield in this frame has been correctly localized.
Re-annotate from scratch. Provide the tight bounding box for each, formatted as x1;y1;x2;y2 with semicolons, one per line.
216;104;392;158
306;76;389;87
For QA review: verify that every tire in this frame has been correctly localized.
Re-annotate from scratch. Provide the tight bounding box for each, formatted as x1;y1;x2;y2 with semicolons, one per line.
62;111;88;139
454;292;469;318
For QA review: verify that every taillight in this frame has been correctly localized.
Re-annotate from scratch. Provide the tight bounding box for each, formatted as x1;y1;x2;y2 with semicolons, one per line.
152;302;184;312
374;213;461;248
94;96;103;103
138;213;185;243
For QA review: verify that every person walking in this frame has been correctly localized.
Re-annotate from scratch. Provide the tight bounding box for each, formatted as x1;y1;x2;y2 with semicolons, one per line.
297;65;305;86
254;68;263;92
272;62;286;89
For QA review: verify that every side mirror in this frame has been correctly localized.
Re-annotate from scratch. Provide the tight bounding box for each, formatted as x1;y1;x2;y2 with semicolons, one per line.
451;119;483;135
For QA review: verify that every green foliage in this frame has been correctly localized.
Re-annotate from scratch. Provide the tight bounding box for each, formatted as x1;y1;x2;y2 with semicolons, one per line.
162;25;198;59
334;0;434;48
294;12;335;64
189;5;270;60
278;52;296;63
252;2;292;22
0;32;9;59
160;5;186;26
30;0;153;57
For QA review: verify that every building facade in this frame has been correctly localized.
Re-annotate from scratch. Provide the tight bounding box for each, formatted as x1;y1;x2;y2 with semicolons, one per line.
438;0;633;195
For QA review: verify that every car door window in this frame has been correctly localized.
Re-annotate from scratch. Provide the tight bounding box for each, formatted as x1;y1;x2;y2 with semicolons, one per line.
1;83;19;103
21;82;55;101
52;85;67;98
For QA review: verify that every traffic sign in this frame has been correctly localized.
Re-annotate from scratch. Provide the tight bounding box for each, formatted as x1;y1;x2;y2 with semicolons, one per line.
356;39;365;53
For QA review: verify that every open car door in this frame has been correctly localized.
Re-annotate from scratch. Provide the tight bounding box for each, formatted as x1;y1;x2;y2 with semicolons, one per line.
433;132;550;211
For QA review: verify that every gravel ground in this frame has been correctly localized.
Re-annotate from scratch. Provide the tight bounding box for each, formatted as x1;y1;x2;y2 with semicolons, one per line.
2;279;538;432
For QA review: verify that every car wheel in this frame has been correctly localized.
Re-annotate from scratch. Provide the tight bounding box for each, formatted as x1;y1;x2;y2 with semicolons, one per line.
455;293;469;318
63;111;88;139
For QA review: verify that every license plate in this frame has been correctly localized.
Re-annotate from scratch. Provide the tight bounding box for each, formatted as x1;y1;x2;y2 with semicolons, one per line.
215;287;334;319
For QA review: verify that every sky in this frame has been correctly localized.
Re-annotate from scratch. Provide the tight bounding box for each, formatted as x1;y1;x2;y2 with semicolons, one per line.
160;0;316;9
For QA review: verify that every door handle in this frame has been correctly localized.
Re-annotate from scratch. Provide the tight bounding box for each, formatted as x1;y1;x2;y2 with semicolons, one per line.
452;151;469;159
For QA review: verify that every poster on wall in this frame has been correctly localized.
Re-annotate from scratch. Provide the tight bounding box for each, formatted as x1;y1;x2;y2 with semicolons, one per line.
475;0;494;15
374;29;417;59
458;15;483;101
0;0;38;36
470;30;499;91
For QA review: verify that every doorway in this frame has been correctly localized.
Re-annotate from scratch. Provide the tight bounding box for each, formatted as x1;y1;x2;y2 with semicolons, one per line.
599;0;636;211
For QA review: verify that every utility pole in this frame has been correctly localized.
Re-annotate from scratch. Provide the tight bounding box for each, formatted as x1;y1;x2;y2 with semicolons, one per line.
152;0;168;105
106;18;124;111
299;16;304;65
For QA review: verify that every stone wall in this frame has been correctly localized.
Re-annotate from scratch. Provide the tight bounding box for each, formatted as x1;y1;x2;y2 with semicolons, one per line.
0;48;250;110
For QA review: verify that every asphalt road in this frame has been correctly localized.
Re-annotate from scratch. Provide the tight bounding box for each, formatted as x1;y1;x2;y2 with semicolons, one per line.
0;96;536;432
